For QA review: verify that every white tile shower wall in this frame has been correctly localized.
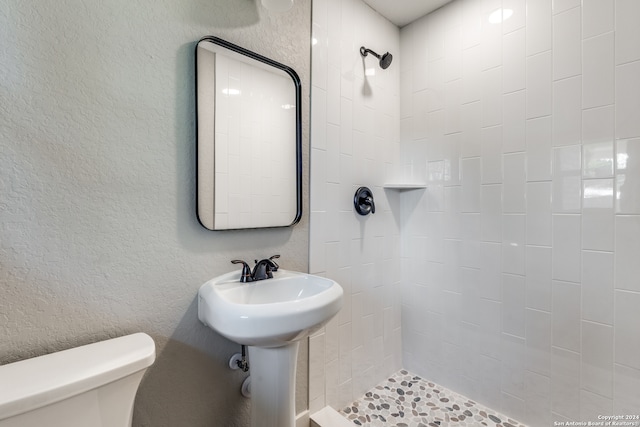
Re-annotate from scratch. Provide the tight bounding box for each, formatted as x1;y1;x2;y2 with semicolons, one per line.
309;0;402;415
400;0;640;424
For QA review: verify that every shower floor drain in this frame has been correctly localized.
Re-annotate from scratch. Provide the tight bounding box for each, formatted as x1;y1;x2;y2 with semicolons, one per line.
340;370;527;427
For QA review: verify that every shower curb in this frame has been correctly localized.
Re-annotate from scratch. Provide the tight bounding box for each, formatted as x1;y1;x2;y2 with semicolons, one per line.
310;406;354;427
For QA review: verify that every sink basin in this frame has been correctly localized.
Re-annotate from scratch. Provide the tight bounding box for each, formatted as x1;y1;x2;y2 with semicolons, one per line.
198;269;343;347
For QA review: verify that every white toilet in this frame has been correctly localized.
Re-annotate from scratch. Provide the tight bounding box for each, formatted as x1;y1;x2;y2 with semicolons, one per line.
0;332;155;427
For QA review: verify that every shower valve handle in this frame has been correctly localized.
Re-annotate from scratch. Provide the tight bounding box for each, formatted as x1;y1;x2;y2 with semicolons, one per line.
354;187;375;216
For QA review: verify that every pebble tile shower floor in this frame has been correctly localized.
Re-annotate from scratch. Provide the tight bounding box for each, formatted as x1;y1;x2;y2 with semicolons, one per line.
340;370;527;427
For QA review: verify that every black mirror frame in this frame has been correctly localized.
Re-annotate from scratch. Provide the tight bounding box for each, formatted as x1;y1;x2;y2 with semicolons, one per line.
195;36;303;230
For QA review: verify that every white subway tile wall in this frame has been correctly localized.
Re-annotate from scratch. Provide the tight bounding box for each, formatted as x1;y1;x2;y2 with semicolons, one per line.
399;0;640;424
311;0;640;424
309;0;402;414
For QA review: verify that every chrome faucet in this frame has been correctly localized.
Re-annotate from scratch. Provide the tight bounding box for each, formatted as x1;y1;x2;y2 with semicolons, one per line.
231;255;280;282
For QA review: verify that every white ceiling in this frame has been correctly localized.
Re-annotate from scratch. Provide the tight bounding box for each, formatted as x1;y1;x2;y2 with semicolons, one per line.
361;0;453;27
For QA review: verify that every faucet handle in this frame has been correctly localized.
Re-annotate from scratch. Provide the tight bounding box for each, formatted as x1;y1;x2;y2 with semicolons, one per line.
269;255;280;271
231;260;253;283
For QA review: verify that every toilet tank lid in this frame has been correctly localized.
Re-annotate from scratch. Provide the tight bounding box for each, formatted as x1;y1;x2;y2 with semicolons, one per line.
0;332;156;420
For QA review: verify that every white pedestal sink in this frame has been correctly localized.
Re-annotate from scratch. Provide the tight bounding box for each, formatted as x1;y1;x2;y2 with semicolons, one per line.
198;269;343;427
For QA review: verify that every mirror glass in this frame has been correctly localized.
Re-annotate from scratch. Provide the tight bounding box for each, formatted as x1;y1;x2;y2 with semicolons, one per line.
196;36;302;230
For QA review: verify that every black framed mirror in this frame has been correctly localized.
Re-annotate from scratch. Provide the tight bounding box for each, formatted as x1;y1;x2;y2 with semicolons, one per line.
196;36;302;230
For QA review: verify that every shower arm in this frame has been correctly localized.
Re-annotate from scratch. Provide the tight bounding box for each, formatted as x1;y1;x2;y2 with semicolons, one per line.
359;46;381;59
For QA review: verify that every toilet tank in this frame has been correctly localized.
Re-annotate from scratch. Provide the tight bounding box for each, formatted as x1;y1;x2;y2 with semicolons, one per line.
0;333;155;427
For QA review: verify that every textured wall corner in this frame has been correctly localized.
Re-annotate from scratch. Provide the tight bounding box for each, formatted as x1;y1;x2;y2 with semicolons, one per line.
0;0;310;425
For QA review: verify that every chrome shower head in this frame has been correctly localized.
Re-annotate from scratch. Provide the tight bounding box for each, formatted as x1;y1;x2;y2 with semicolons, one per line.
360;46;393;69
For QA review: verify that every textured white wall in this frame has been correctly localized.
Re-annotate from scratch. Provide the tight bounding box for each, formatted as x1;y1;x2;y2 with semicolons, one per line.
0;0;310;425
400;0;640;425
309;0;402;414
